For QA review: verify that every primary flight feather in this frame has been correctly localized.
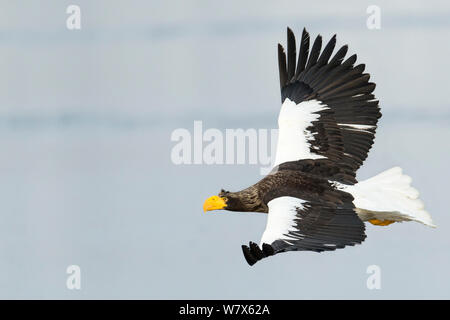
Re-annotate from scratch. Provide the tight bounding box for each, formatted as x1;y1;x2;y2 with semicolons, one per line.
203;27;435;266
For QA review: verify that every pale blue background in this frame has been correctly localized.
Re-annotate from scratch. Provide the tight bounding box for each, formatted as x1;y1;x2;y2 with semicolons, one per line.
0;1;449;299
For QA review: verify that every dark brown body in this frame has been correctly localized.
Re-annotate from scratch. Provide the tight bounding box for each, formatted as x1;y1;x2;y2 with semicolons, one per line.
220;159;356;213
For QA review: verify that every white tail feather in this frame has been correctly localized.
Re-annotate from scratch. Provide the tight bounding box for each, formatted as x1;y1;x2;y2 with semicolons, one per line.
345;167;435;227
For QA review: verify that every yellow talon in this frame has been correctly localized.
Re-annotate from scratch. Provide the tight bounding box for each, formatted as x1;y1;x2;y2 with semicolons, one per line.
368;219;395;226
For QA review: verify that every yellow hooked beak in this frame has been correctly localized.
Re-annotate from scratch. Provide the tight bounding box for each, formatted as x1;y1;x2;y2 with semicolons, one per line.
203;196;227;212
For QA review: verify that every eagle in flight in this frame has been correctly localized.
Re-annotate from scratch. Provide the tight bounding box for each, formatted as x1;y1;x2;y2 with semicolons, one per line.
203;27;435;266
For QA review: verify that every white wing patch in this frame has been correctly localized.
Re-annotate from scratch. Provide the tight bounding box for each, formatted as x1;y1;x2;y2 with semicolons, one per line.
273;98;329;167
338;123;375;134
338;123;375;130
260;196;305;246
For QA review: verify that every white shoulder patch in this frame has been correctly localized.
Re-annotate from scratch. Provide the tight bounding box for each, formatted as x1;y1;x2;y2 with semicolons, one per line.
260;196;306;246
273;98;328;167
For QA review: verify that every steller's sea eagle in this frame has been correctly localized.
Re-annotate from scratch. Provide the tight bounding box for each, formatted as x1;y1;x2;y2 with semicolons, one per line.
203;27;435;266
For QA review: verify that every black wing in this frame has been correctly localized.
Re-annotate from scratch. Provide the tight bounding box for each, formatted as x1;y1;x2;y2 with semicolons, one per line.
276;27;381;182
241;194;366;266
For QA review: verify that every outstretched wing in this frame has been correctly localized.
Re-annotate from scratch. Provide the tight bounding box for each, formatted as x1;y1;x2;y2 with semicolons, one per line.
273;28;381;182
241;195;366;266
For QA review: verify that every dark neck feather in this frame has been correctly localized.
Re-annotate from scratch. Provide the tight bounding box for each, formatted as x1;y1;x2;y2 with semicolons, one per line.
223;187;267;213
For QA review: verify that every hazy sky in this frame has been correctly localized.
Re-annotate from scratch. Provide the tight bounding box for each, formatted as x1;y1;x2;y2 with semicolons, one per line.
0;1;449;299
